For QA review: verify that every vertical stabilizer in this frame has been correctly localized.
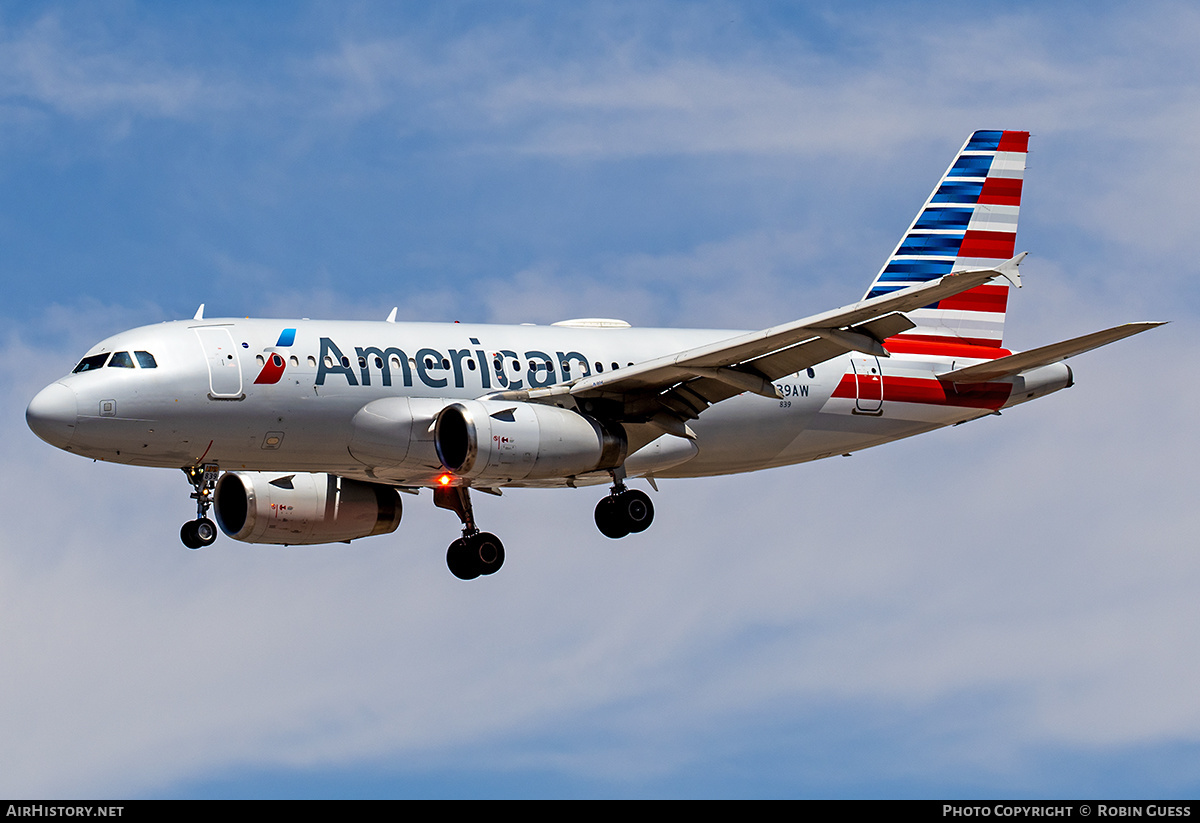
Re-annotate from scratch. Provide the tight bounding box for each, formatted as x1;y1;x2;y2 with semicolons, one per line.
865;130;1029;348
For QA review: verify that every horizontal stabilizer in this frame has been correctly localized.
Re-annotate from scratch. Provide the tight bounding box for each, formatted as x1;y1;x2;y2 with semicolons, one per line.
938;322;1165;384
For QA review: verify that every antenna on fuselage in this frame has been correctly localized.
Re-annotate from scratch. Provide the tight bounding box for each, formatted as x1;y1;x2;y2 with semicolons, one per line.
193;304;205;320
386;307;397;323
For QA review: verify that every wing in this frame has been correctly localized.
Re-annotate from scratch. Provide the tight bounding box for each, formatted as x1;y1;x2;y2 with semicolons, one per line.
486;260;1022;430
937;322;1165;384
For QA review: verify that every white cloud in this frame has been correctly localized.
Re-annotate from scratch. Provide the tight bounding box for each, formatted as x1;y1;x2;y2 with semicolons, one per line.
0;14;209;122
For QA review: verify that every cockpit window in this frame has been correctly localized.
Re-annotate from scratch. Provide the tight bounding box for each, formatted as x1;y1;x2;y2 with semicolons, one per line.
72;353;110;373
134;351;158;368
108;351;135;368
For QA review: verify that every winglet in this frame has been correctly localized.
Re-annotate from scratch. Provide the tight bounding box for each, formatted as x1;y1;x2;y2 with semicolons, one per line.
386;307;398;323
959;251;1025;288
994;251;1027;288
193;303;205;321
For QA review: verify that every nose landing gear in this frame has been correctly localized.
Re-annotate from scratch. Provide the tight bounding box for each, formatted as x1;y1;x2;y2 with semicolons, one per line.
180;463;220;549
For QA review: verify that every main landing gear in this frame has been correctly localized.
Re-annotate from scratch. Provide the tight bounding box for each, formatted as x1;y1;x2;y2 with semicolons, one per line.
434;485;505;580
594;471;654;539
180;463;219;550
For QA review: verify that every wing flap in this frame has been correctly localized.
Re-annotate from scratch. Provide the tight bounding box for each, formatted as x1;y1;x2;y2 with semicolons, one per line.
939;322;1165;384
741;336;851;382
685;378;744;405
854;311;919;345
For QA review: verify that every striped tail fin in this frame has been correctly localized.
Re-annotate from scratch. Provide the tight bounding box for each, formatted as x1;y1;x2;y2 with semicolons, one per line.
865;130;1029;348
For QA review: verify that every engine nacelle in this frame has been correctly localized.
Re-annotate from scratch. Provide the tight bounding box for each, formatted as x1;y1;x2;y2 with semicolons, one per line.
348;396;447;473
214;472;402;545
435;400;626;483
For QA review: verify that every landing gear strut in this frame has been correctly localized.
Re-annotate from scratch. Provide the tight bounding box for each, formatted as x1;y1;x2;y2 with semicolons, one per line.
594;468;654;539
434;485;504;580
180;463;219;550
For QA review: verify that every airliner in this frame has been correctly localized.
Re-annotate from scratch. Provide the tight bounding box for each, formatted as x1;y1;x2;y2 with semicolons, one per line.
26;131;1161;579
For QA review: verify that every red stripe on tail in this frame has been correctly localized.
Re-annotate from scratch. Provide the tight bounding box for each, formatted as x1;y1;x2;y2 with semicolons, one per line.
997;131;1029;152
882;337;1012;359
935;284;1009;313
959;230;1017;259
978;177;1022;206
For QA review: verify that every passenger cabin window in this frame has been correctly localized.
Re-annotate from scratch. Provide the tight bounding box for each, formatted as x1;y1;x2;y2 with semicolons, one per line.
108;352;135;368
73;353;110;373
134;351;158;368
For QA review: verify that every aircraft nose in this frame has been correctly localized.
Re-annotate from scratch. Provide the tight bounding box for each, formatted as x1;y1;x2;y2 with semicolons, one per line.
27;382;78;449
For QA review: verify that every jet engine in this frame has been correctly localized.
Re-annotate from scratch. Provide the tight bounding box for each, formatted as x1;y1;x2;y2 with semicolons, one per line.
434;400;626;483
214;472;402;545
348;397;447;474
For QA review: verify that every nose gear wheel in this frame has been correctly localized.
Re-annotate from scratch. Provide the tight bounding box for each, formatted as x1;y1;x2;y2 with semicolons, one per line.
180;463;220;549
181;517;218;549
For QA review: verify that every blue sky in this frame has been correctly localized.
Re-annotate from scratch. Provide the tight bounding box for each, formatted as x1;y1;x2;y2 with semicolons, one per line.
2;0;1197;798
